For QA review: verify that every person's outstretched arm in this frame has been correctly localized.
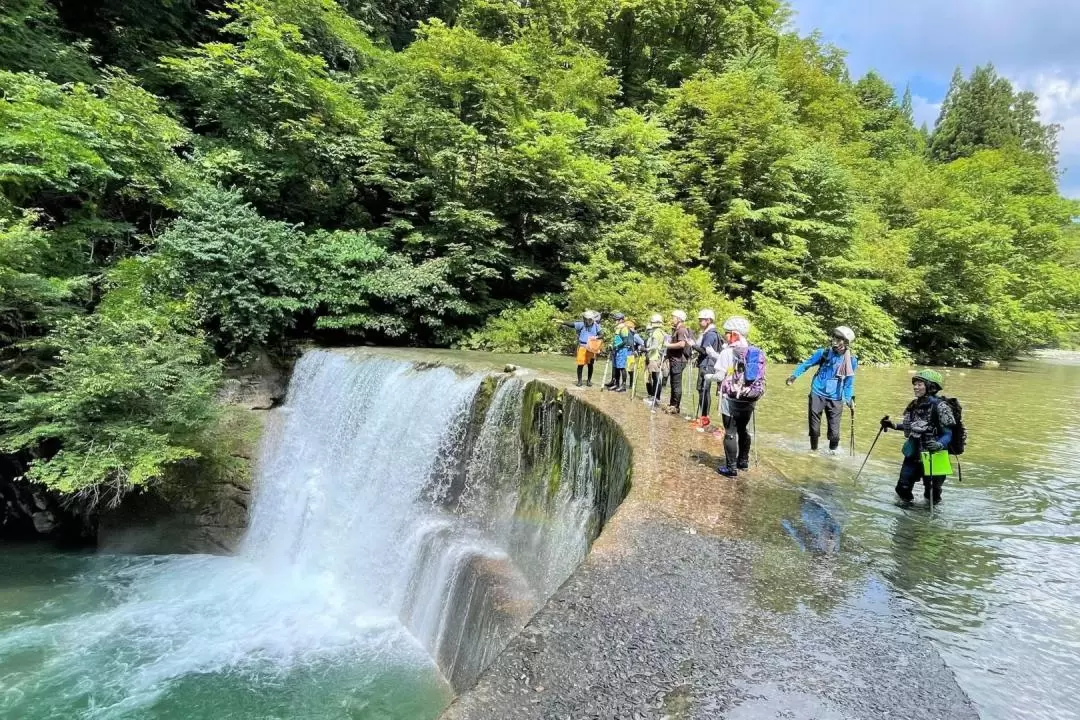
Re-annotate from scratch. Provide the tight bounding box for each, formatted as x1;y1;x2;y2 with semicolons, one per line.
787;348;825;384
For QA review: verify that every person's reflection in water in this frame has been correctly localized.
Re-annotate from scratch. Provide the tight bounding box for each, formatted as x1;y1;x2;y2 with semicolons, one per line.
885;511;1001;633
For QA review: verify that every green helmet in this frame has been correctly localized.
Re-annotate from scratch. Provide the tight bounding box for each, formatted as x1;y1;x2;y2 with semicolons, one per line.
912;369;943;390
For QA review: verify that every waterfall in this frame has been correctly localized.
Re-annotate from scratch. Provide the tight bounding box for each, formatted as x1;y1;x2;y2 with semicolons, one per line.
0;350;630;717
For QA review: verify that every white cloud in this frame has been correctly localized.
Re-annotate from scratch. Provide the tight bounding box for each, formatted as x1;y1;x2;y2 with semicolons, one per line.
789;0;1080;198
910;95;942;130
1011;71;1080;197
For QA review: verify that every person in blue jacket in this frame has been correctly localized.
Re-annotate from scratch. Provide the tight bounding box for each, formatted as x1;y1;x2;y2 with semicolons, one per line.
604;312;631;392
785;326;857;454
557;310;603;387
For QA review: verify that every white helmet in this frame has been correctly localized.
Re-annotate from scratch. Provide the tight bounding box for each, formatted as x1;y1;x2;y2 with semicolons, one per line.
649;313;663;326
833;325;855;343
671;310;687;322
582;310;598;321
723;316;750;337
698;309;715;321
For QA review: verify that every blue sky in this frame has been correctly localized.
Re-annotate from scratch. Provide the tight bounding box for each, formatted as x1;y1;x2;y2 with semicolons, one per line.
790;0;1080;198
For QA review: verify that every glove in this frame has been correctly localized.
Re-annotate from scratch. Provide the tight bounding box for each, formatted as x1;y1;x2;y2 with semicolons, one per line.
785;375;796;387
923;440;944;452
879;416;894;432
846;398;856;410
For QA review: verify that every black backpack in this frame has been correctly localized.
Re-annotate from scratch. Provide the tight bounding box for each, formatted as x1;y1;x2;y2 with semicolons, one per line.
939;396;967;456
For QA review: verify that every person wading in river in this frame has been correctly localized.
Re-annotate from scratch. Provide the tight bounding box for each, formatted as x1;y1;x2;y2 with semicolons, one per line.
880;369;956;506
690;309;722;431
663;311;693;414
785;326;857;454
557;310;603;387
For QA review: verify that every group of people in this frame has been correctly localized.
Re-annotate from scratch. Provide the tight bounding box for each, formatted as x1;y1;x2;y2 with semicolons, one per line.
559;310;960;503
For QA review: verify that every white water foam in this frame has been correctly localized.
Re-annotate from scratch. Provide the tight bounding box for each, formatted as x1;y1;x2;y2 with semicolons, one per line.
0;351;620;717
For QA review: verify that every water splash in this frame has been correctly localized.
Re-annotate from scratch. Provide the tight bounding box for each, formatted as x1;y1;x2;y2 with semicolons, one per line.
0;351;631;717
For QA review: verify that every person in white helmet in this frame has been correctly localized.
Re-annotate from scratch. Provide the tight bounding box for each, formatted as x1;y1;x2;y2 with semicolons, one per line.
663;310;693;413
643;314;667;405
689;309;721;430
704;316;766;477
785;325;858;454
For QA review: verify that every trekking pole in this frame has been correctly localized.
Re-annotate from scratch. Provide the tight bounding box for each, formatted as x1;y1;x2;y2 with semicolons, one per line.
752;405;759;465
853;424;885;484
600;351;610;391
686;364;697;420
849;407;856;457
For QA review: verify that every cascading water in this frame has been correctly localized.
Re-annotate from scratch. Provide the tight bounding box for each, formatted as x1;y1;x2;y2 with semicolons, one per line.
0;350;631;719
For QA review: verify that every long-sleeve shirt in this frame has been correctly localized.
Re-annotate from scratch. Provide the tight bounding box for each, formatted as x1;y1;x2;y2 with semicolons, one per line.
692;325;722;372
900;396;955;457
645;327;666;363
790;347;857;404
563;321;602;345
705;339;748;414
705;338;747;381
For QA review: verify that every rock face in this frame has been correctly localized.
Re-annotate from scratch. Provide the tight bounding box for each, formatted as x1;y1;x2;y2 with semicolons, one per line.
0;455;95;544
96;355;284;555
95;456;255;555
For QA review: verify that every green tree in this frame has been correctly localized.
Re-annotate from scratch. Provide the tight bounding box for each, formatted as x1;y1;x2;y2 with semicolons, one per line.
930;65;1059;168
154;187;311;357
1;262;220;505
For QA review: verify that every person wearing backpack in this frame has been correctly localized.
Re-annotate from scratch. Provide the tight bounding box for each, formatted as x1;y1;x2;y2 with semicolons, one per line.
643;314;667;406
785;326;858;454
663;310;693;414
604;312;632;392
626;321;647;394
690;309;722;431
879;369;957;505
705;316;766;478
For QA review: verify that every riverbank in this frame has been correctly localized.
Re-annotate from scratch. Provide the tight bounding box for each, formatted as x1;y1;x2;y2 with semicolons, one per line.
440;361;978;719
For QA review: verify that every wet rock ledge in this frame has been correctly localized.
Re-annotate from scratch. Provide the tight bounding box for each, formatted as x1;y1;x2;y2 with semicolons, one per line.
440;377;979;720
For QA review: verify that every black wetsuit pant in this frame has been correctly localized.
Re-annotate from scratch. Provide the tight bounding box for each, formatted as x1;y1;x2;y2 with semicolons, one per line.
668;361;686;411
646;370;663;399
896;455;946;503
808;393;843;450
723;399;756;469
575;360;595;384
696;370;713;418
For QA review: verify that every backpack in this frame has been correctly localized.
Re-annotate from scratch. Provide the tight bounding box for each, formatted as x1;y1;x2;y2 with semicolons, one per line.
940;396;967;456
722;345;767;400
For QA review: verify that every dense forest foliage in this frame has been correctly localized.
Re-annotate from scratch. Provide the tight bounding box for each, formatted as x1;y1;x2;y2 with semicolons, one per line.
2;0;1078;502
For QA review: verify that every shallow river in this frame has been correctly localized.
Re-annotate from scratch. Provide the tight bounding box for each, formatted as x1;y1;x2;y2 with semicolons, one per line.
2;351;1078;720
484;349;1080;720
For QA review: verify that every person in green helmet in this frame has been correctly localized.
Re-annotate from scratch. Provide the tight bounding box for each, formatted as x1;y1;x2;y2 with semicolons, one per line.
879;369;956;506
